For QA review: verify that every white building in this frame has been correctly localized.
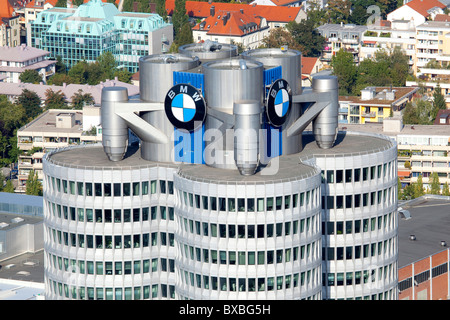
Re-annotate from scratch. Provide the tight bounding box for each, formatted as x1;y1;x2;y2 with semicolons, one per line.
360;20;416;70
192;10;270;50
0;44;55;83
387;0;446;28
16;107;102;193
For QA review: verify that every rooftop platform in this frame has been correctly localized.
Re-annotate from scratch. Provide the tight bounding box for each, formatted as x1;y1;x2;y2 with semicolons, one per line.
46;131;394;184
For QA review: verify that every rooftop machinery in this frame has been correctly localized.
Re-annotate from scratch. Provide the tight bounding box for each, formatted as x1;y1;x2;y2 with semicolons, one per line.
100;42;339;175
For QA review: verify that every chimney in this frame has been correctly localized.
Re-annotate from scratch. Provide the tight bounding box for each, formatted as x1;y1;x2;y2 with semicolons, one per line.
240;9;243;14
210;5;215;17
223;15;228;26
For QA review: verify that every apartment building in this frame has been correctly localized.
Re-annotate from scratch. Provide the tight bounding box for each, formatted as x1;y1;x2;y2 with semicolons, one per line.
316;23;367;66
0;44;55;83
16;107;102;193
340;120;450;191
338;86;419;125
360;20;416;71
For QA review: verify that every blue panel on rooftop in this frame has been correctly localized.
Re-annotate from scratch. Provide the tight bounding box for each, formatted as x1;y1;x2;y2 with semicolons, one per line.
173;71;205;164
263;66;282;158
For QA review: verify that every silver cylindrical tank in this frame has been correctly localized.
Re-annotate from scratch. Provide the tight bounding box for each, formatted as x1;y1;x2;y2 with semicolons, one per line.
179;41;238;61
242;48;303;156
242;47;302;95
202;59;264;170
139;54;201;162
233;100;262;175
311;75;339;149
101;87;129;161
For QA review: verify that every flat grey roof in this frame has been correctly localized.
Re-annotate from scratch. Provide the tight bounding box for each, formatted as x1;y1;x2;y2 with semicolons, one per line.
0;212;42;231
339;122;450;137
0;251;44;284
47;131;393;184
47;143;177;170
18;109;83;135
398;197;450;267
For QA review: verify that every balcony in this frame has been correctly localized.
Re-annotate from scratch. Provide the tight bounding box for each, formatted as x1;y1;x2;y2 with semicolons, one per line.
361;112;376;118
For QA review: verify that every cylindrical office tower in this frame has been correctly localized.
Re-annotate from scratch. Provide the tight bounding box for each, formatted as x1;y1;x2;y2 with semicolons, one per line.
302;131;398;300
139;54;200;162
202;59;264;170
242;48;303;156
173;154;323;300
42;145;177;300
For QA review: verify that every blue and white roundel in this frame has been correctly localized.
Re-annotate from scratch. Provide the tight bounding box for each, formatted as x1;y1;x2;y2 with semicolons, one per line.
274;89;290;118
266;79;291;127
164;83;206;131
171;93;196;122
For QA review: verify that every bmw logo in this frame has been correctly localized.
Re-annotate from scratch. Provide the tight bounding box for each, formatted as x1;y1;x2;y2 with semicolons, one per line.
266;79;292;127
164;84;206;131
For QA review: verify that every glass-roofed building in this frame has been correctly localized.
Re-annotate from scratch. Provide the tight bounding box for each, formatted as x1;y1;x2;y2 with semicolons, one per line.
27;0;173;73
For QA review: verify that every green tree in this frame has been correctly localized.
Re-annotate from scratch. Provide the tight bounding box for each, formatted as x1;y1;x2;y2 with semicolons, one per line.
96;51;117;81
331;49;357;95
429;172;441;195
261;27;303;51
286;19;326;57
433;83;446;112
44;89;68;110
175;22;193;47
442;182;450;196
19;70;43;84
47;73;75;86
156;0;168;22
414;175;425;198
25;170;42;196
305;0;327;28
402;101;418;124
55;55;67;74
3;180;14;193
326;0;351;24
71;89;94;109
16;89;42;121
114;69;132;83
172;0;189;39
55;0;67;8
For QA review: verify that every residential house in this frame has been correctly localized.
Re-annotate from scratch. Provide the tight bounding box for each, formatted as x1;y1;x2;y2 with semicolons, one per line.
165;0;306;31
192;9;269;50
301;56;323;87
0;43;55;83
0;0;22;47
338;86;419;125
387;0;446;28
316;23;367;65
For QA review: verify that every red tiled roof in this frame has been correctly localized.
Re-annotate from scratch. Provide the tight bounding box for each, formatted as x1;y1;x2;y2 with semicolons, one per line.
166;0;302;23
301;56;318;75
406;0;446;17
0;0;14;18
25;0;58;9
434;13;450;21
193;10;262;36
